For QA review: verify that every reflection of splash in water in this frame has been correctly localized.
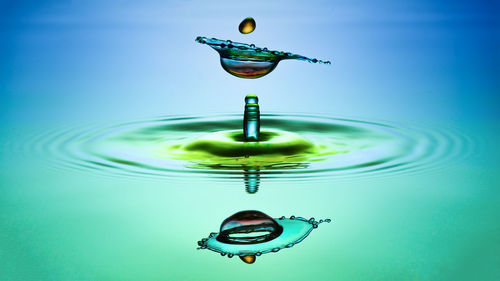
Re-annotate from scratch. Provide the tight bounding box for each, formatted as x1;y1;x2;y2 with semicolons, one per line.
244;169;260;194
196;37;331;78
24;114;475;182
197;210;330;263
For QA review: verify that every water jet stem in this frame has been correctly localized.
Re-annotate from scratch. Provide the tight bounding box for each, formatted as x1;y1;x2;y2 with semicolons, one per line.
243;95;260;142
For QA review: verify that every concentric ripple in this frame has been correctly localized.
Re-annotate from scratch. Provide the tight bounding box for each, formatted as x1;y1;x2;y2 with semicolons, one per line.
27;114;474;181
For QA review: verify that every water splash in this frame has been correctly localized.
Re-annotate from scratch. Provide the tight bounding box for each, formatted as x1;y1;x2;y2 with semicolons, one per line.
239;17;256;34
243;94;260;141
195;36;331;79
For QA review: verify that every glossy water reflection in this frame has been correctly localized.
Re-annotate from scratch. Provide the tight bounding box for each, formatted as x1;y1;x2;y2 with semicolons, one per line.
198;210;330;263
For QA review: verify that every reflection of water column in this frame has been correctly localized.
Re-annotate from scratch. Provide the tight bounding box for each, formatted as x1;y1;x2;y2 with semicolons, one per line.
244;169;260;194
243;95;260;142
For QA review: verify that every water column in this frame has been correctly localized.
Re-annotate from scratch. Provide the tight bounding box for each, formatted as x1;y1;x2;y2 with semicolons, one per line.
243;94;260;142
243;95;261;193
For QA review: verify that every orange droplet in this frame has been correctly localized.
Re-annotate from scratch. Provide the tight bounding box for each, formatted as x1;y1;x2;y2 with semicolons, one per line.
239;255;256;264
239;17;256;34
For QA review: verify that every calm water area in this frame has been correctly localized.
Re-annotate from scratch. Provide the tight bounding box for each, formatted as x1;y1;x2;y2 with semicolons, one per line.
1;1;498;280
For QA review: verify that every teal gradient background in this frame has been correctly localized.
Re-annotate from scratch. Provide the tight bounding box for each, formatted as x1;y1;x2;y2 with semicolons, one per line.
1;1;498;280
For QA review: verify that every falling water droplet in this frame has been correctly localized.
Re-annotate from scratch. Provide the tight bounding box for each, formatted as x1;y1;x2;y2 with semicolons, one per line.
216;210;284;244
239;255;257;264
239;17;256;34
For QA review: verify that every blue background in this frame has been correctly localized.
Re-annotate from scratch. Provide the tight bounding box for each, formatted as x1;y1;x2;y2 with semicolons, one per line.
1;0;498;124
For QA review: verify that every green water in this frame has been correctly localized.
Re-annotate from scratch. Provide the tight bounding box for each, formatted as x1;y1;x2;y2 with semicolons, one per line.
0;119;498;281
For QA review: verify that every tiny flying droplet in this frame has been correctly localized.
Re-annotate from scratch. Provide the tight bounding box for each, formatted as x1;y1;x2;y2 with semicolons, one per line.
239;17;256;34
239;255;256;264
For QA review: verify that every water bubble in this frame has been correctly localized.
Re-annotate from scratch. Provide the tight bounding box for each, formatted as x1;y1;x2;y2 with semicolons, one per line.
216;210;284;245
239;17;256;34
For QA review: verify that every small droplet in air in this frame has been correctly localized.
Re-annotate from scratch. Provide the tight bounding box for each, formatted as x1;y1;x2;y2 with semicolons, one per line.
239;255;256;264
239;17;256;34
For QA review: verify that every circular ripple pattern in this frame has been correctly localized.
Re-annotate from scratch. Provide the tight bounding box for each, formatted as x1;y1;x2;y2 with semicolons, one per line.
27;114;474;181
